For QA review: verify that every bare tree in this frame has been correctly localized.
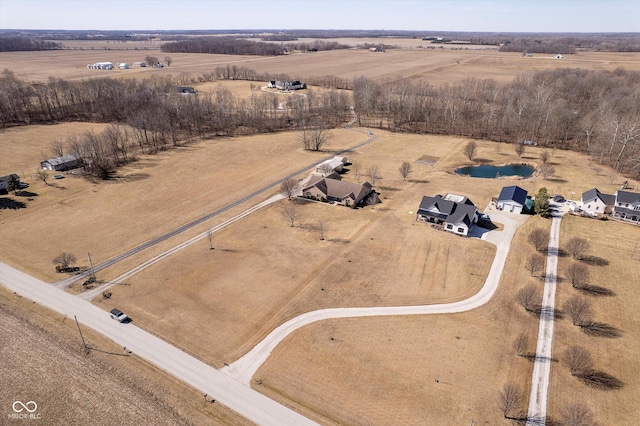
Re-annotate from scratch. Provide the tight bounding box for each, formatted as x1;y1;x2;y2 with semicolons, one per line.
526;253;545;277
206;229;214;250
464;141;477;161
352;162;361;182
499;382;524;420
514;142;525;158
560;403;596;426
528;228;549;251
36;169;49;185
564;295;593;326
540;150;551;164
565;262;590;288
280;177;298;199
398;161;413;181
164;56;173;67
53;252;77;270
565;237;591;260
51;139;65;157
539;163;556;180
564;346;594;376
516;285;540;314
300;122;331;151
282;202;298;227
512;333;530;357
368;165;380;186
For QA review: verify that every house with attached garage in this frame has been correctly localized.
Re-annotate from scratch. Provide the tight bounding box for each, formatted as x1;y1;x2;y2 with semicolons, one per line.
497;185;529;214
416;193;478;236
302;174;373;208
580;188;615;216
612;190;640;224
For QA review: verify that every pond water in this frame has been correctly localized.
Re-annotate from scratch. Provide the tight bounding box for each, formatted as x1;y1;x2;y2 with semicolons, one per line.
455;164;535;178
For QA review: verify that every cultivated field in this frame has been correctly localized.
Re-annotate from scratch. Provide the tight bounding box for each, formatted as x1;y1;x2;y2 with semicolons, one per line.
0;286;251;425
3;39;640;85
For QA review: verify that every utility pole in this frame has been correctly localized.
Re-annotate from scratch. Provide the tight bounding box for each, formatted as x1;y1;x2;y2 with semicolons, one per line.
87;252;97;282
74;315;88;351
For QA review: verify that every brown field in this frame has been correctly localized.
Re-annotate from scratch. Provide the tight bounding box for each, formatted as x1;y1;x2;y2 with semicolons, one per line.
0;286;251;425
2;43;640;425
3;39;640;85
4;116;639;424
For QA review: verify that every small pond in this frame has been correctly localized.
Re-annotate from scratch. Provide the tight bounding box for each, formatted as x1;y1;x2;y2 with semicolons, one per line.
455;164;535;178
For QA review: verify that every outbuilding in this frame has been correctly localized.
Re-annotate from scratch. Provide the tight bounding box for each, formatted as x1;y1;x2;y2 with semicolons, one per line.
41;154;81;171
497;185;528;214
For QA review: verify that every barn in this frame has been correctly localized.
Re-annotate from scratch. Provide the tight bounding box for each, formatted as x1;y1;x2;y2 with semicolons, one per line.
41;154;81;171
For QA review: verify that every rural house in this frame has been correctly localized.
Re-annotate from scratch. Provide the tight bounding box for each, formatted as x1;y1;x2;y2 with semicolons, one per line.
580;188;615;216
268;80;304;90
612;190;640;224
0;173;21;193
497;185;530;214
314;156;348;175
302;175;373;207
416;193;478;236
41;154;81;171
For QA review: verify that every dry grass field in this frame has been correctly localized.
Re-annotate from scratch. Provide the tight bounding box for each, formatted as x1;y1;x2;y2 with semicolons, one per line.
2;43;640;425
3;39;640;85
2;114;638;424
548;215;640;425
0;286;251;425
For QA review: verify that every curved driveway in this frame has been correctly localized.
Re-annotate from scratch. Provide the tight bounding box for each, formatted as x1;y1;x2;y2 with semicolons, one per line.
222;210;528;384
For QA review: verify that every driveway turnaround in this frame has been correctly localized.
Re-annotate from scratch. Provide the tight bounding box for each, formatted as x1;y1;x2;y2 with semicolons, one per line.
526;205;565;425
222;210;529;384
0;262;317;426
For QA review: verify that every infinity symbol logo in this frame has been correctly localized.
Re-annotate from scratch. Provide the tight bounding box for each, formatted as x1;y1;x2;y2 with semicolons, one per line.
12;401;38;413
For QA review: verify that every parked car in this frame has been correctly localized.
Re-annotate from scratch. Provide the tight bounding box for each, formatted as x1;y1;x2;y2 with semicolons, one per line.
552;195;565;203
110;308;129;323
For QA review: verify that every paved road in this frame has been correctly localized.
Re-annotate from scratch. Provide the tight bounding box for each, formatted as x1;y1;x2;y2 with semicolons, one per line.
0;262;316;426
55;109;371;289
222;210;529;384
526;204;564;425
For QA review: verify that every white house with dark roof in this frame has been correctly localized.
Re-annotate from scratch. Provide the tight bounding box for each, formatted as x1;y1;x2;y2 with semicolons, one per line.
416;193;478;236
612;190;640;224
497;185;528;214
581;188;615;216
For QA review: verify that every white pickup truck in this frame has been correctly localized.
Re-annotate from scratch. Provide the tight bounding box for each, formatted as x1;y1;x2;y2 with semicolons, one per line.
110;308;129;323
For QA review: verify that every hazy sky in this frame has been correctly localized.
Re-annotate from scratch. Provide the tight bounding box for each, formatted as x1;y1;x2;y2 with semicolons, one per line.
1;0;638;32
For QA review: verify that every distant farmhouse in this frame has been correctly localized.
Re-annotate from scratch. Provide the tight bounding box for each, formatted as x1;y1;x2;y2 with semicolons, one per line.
416;193;478;236
267;80;304;90
87;62;114;70
41;154;81;172
612;190;640;224
302;174;373;208
497;185;532;214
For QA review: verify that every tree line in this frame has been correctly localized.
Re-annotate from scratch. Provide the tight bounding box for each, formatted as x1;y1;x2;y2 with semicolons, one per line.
0;37;62;52
351;68;640;178
161;37;349;56
2;64;639;179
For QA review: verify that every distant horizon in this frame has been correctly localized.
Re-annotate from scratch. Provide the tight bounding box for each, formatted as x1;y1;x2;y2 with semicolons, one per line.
1;1;639;33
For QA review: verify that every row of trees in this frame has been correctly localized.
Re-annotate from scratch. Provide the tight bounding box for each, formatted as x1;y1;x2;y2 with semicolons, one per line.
161;37;349;56
0;37;62;52
351;68;640;178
